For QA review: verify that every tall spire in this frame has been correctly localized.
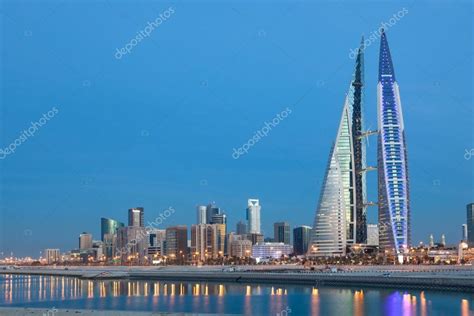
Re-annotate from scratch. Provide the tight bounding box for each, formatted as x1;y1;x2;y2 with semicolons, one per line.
379;29;396;81
377;30;410;262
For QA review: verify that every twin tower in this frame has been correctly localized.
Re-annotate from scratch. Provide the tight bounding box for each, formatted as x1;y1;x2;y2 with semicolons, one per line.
308;30;411;261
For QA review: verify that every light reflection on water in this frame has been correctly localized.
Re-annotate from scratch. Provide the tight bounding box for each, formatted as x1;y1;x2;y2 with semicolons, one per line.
0;274;472;315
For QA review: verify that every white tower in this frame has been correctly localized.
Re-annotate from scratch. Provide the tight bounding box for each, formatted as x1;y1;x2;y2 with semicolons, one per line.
246;199;261;234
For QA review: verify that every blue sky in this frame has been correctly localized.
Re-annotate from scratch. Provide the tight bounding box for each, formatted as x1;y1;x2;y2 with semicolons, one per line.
0;0;472;257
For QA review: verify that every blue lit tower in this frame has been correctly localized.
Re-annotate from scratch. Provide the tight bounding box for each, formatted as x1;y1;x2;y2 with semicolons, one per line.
377;30;411;261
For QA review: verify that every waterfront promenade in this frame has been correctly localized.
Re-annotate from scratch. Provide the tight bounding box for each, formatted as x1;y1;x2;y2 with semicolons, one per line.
3;265;474;292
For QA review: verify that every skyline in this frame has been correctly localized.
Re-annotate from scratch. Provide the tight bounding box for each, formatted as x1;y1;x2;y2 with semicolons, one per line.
0;2;473;257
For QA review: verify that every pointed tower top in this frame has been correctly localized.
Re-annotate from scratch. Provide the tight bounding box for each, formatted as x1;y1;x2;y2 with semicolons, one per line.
379;29;396;81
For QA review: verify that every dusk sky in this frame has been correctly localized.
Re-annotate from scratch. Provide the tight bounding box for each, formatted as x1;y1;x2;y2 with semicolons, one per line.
1;0;472;257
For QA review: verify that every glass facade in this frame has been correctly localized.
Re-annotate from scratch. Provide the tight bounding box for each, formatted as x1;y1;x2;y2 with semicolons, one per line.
100;217;124;241
377;30;411;259
308;41;366;256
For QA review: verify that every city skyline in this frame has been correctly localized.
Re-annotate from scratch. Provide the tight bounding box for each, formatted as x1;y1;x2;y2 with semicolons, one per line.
0;3;472;257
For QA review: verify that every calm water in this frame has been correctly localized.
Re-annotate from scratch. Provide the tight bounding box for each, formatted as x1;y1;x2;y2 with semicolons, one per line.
0;274;473;315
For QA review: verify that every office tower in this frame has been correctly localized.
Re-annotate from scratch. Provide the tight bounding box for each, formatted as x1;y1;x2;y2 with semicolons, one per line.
197;205;207;224
293;226;311;255
468;203;474;246
211;213;227;225
441;234;446;247
128;207;144;227
377;30;411;261
230;239;252;258
103;233;117;259
462;224;468;242
44;249;60;264
429;234;434;247
165;226;188;261
79;232;93;250
100;217;124;241
236;221;247;235
206;203;220;224
147;229;166;257
116;226;147;264
215;223;226;255
308;39;366;257
274;222;290;244
191;224;218;262
366;224;379;246
246;199;261;234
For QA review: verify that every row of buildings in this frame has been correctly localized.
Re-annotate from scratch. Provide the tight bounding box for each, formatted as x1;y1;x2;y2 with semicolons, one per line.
42;30;474;265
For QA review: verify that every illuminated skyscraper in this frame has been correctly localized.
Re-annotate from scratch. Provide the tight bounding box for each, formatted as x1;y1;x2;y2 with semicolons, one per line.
308;39;365;256
246;199;261;234
377;30;411;261
128;207;144;227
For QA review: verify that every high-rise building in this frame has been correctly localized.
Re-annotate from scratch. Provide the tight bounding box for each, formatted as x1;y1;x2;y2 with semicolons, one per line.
103;233;117;259
116;226;147;264
293;226;311;255
191;224;218;262
429;234;434;247
377;30;411;261
100;217;124;241
367;224;379;246
79;232;93;250
44;249;60;264
165;226;188;261
206;203;220;225
197;205;207;224
308;39;365;257
147;229;166;257
236;221;247;235
211;213;227;225
274;222;290;244
462;224;468;242
246;199;261;234
128;207;144;227
440;234;446;247
467;203;474;246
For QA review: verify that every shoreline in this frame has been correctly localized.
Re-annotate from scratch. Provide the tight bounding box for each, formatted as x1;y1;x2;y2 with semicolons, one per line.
0;307;231;316
2;265;474;292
